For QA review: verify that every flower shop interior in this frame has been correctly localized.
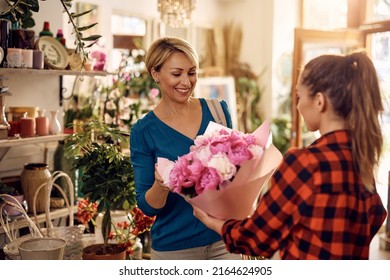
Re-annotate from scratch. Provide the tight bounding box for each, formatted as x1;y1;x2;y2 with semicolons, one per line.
0;0;389;260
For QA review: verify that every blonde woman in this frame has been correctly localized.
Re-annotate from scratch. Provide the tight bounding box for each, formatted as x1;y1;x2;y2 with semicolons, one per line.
130;37;241;260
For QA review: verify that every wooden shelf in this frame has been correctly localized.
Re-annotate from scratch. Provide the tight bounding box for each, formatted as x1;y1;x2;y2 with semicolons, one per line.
0;205;77;234
0;134;67;148
0;68;107;77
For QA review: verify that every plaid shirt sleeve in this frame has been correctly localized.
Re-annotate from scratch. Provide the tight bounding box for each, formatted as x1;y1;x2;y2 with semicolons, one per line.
221;132;387;259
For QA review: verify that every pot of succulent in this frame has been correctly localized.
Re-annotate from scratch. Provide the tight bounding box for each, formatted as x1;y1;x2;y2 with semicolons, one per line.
63;119;138;260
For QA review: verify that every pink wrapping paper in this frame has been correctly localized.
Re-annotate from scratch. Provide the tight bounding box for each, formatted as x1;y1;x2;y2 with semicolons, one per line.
157;119;283;220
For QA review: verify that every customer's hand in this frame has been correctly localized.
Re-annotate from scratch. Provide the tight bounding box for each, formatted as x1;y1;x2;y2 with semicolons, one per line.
193;206;226;235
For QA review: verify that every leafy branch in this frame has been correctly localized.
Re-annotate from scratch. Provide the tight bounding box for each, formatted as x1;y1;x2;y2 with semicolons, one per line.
59;0;101;69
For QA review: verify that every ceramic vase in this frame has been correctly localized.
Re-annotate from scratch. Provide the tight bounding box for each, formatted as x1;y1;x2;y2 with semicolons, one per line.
49;110;61;135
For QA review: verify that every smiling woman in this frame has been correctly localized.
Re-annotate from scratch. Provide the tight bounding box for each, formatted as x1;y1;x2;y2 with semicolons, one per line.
130;36;241;260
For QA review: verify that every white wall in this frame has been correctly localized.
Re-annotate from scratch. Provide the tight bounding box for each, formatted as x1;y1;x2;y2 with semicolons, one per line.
216;0;274;119
36;0;298;120
4;0;298;126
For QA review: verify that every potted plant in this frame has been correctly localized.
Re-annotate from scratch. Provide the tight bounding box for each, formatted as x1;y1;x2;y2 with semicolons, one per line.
77;198;154;259
63;119;137;259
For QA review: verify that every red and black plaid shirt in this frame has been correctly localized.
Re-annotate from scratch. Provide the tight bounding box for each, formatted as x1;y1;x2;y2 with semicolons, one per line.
222;130;387;259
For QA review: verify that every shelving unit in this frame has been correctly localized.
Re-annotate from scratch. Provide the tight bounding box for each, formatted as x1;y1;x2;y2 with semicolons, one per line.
0;68;107;77
0;67;106;244
0;134;67;162
0;67;108;162
0;205;77;235
0;134;67;148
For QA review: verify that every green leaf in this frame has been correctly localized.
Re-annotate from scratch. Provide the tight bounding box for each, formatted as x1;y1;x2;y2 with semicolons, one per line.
81;35;102;41
70;9;95;19
76;23;99;32
21;17;35;29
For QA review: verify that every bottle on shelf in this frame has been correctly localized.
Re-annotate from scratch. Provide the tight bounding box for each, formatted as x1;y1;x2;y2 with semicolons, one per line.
55;29;66;47
39;21;53;37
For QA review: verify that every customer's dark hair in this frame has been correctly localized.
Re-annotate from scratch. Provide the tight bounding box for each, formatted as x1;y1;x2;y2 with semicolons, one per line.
301;51;383;192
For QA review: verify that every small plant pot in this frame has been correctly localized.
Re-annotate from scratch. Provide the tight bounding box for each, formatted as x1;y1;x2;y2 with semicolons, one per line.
82;243;126;260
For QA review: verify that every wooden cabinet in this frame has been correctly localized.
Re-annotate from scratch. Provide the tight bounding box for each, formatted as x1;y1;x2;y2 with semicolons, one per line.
0;68;107;255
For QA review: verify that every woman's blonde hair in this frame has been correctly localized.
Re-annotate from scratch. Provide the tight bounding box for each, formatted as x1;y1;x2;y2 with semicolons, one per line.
145;36;199;75
301;51;383;192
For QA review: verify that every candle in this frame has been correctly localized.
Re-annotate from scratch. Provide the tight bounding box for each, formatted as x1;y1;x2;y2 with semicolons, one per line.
20;113;35;138
35;110;49;136
6;48;23;68
21;49;33;68
33;50;44;69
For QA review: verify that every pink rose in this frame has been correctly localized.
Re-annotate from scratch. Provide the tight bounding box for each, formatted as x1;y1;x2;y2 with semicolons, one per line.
195;167;221;195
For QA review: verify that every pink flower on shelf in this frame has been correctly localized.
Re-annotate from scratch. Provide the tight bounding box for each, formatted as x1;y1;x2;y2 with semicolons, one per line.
157;119;283;220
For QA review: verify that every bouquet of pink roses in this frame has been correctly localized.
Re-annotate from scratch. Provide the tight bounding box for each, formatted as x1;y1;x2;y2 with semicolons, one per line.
157;119;283;219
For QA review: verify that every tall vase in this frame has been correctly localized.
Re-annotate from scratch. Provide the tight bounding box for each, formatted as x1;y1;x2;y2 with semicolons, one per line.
20;163;51;213
49;110;61;135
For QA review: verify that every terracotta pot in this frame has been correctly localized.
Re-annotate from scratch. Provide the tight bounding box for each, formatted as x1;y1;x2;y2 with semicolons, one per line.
82;243;126;260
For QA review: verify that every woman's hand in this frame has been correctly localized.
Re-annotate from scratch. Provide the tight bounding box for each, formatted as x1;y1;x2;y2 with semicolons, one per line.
144;164;171;209
154;164;170;191
192;206;226;235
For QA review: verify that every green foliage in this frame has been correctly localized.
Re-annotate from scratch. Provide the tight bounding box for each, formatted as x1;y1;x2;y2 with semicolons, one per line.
270;117;291;155
231;63;265;133
63;119;136;249
99;52;160;130
0;0;39;28
59;0;101;67
0;181;19;196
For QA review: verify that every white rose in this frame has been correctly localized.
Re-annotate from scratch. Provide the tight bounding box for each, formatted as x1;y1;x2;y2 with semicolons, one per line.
207;153;236;181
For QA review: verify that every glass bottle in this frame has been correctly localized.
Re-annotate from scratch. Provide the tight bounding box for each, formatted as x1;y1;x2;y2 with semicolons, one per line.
55;29;66;47
39;21;53;37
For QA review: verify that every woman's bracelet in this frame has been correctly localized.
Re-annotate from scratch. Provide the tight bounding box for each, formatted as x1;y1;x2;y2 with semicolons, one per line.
157;179;170;191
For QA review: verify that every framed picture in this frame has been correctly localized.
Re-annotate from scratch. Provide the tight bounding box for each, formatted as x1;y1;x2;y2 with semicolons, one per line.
194;76;238;129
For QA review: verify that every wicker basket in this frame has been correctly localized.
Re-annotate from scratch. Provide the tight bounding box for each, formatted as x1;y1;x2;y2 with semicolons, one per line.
33;171;85;260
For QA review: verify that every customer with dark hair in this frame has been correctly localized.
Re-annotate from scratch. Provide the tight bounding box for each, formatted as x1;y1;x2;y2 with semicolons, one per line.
194;51;387;259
